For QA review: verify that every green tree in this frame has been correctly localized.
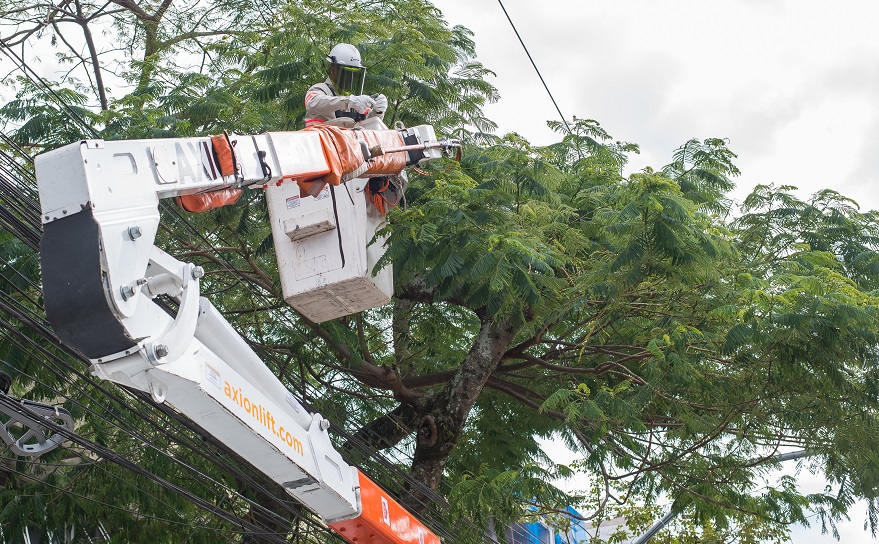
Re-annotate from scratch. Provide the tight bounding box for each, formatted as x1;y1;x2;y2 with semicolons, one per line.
427;131;879;537
0;0;500;540
3;1;879;542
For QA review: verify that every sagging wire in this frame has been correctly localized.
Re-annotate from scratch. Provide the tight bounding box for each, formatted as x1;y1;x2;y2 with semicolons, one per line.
0;464;241;543
158;203;468;542
0;283;338;541
495;0;573;136
0;187;333;539
0;184;316;542
0;394;294;544
0;40;496;541
0;311;330;543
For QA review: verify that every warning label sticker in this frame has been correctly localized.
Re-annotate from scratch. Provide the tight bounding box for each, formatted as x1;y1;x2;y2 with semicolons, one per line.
316;186;330;201
381;497;390;525
205;363;221;389
286;195;300;209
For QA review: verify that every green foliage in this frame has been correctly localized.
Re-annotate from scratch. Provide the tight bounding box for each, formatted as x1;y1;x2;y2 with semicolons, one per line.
3;1;879;541
392;123;879;540
448;462;574;537
544;479;792;544
0;78;101;149
382;134;572;324
246;0;497;137
661;137;738;214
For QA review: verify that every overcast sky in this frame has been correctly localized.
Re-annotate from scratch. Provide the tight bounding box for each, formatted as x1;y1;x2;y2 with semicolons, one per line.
430;0;879;212
426;0;879;541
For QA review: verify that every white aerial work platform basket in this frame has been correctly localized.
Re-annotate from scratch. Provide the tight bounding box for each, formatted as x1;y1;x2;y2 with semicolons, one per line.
265;164;393;323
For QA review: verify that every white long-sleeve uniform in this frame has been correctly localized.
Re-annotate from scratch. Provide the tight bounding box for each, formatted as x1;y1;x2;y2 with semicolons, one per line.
304;80;386;127
304;80;352;127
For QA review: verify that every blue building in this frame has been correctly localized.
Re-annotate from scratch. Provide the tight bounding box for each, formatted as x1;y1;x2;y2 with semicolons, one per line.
505;506;593;544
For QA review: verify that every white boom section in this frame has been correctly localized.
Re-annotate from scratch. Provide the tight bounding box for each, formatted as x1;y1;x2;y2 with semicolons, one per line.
38;132;331;323
33;128;442;524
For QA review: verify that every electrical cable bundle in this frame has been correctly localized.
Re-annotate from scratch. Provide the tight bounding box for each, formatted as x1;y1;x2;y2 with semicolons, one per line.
0;41;511;544
0;136;344;543
0;35;557;543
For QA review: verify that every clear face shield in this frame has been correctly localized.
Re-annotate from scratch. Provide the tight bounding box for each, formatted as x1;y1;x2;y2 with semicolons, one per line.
330;64;366;96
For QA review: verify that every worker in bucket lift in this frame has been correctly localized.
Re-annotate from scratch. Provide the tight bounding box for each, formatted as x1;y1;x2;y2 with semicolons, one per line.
304;43;389;128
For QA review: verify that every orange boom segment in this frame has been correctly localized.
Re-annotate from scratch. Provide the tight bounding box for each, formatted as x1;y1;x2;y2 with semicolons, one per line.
329;470;441;544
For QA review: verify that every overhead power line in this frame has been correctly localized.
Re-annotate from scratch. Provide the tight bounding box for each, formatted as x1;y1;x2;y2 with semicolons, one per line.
0;294;309;540
0;50;454;541
0;40;542;544
0;119;463;544
0;395;294;544
0;122;338;540
0;40;99;138
495;0;573;135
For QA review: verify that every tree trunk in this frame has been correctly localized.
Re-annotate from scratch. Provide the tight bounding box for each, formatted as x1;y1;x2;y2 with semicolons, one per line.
106;0;174;92
393;298;416;369
138;24;159;92
405;316;518;510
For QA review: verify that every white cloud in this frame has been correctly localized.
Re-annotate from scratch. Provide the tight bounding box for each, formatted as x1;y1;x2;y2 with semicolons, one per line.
434;0;879;210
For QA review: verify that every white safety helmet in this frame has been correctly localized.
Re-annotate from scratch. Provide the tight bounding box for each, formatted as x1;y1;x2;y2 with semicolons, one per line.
326;43;366;95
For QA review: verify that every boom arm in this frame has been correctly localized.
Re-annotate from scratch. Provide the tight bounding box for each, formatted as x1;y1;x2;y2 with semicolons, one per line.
35;127;446;543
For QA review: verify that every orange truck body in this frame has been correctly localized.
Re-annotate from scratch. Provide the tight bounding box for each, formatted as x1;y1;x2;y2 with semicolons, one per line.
329;470;442;544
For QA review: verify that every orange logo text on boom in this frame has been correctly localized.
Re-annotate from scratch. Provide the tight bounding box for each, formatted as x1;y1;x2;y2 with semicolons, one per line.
224;381;304;455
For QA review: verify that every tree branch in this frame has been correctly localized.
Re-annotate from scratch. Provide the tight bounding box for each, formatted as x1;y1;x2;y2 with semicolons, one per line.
156;29;252;50
341;403;419;454
107;0;149;20
483;376;568;421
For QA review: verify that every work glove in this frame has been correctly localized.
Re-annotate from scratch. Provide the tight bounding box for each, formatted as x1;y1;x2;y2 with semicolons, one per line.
347;95;375;115
371;94;388;116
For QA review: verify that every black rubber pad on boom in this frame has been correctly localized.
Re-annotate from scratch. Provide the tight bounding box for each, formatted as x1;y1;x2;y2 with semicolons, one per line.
41;211;136;360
